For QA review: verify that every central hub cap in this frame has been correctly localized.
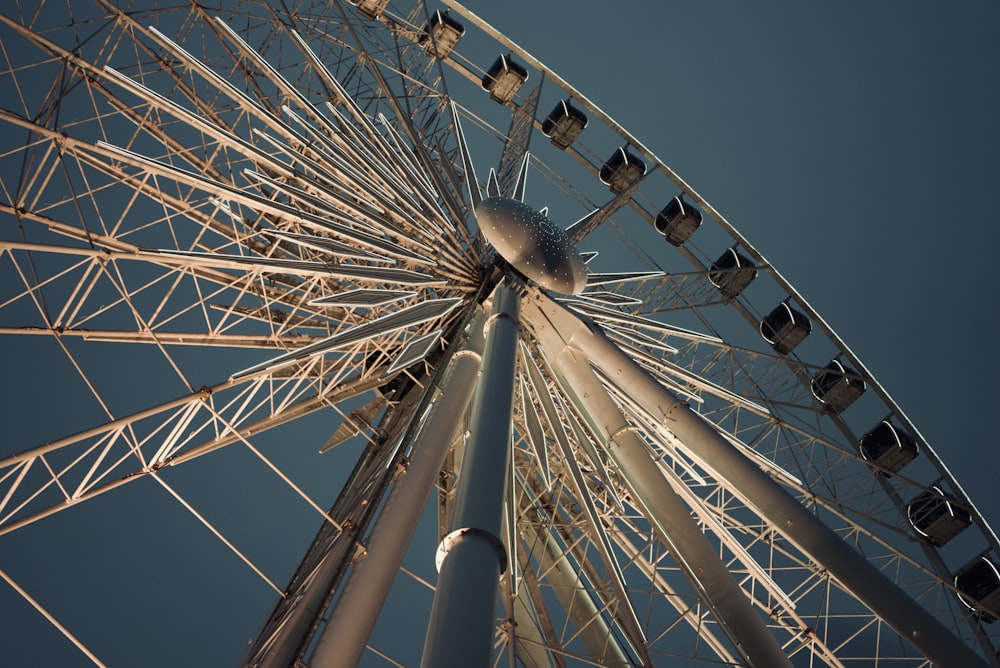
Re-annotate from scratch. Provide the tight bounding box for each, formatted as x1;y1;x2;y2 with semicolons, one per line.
475;197;588;295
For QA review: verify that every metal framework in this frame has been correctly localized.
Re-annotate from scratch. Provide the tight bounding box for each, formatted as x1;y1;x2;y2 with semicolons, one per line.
0;1;997;666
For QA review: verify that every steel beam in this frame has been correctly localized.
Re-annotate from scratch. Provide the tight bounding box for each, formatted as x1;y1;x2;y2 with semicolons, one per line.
420;282;520;667
551;346;793;668
309;312;486;668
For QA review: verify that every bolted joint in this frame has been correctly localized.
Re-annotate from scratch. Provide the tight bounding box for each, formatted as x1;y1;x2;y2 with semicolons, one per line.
435;526;508;574
482;311;520;337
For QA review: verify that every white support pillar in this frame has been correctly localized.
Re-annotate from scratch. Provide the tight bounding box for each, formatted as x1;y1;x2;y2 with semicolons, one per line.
420;282;521;668
553;346;794;668
525;292;986;668
309;313;487;668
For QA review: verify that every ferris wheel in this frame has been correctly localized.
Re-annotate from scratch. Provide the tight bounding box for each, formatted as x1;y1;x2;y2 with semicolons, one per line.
0;1;997;666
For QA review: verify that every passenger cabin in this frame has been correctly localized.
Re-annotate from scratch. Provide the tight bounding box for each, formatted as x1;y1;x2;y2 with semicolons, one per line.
482;54;528;105
708;247;757;299
420;10;464;58
955;557;1000;622
600;147;646;194
655;196;702;246
859;420;918;474
542;100;588;149
907;485;972;546
351;0;389;20
810;359;865;412
760;302;811;354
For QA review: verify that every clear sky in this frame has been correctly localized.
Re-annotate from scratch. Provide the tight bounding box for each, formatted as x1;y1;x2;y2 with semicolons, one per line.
1;1;998;666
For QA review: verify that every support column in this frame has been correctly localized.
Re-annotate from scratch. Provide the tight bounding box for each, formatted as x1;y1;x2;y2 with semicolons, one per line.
553;347;793;668
309;313;487;668
526;294;986;668
420;282;520;668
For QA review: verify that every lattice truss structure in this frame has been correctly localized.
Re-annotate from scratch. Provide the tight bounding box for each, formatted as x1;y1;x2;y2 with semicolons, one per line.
0;1;997;667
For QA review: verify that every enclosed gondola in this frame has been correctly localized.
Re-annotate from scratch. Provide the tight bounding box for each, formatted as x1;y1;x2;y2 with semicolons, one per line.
810;359;866;412
907;485;972;546
482;54;528;104
600;147;646;194
350;0;389;20
708;247;757;299
760;302;811;354
955;557;1000;622
655;195;702;246
859;420;919;474
420;10;464;58
542;99;588;149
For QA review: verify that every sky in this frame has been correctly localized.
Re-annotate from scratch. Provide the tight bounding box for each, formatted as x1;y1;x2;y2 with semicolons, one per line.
1;1;999;666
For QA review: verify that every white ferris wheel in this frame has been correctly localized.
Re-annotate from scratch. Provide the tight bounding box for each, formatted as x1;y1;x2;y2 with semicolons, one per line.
0;1;998;666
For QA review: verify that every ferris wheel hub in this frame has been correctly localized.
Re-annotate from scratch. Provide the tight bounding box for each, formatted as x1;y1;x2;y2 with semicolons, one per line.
475;196;588;295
